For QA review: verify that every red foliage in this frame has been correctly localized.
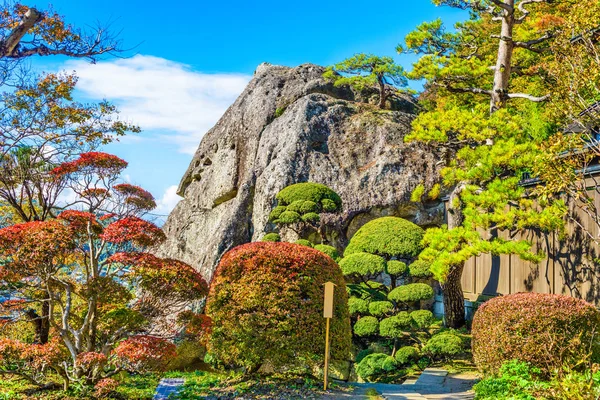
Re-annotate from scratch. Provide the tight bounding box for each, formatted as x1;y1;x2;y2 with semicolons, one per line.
95;378;119;397
58;210;102;234
472;292;600;376
113;335;176;372
177;311;212;343
100;217;165;247
113;184;156;211
76;351;108;369
0;338;66;372
51;152;128;177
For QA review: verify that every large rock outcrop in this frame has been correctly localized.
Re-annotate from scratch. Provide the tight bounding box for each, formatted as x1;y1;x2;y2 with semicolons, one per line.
158;63;445;280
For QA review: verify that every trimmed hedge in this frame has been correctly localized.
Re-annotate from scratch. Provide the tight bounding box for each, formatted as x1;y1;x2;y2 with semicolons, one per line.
294;239;314;247
344;217;424;259
314;244;340;262
472;292;600;376
410;310;434;329
261;233;281;242
408;260;432;279
276;183;342;210
388;283;434;303
424;331;464;359
354;316;380;337
387;260;408;276
206;242;352;372
368;301;394;317
339;252;386;277
395;346;420;365
348;297;369;315
355;353;398;381
379;312;412;338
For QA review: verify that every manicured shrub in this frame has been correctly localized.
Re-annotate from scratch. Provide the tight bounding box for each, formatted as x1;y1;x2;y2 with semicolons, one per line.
347;282;387;302
322;198;339;212
355;348;373;363
368;301;394;317
277;210;301;224
340;252;386;276
410;310;434;329
355;353;397;381
348;297;369;315
301;212;320;224
206;242;352;372
395;346;420;365
268;206;287;222
354;316;380;337
314;244;340;261
276;182;342;210
261;233;280;242
472;292;600;376
294;239;313;247
388;283;434;303
299;200;319;214
423;331;464;359
379;313;412;338
344;217;424;259
408;260;432;279
287;200;306;213
386;260;408;276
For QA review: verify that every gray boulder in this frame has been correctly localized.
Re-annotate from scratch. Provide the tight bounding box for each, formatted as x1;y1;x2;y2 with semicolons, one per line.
157;63;444;281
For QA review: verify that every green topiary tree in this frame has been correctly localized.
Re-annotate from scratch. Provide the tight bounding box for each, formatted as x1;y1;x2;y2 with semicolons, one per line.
265;182;343;246
342;217;437;382
206;242;352;374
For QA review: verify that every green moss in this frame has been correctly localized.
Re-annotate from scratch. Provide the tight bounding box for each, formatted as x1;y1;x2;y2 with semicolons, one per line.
276;182;342;210
277;210;301;224
301;212;320;224
274;106;286;118
388;283;434;303
428;183;441;200
300;200;320;214
295;239;314;247
411;184;425;202
410;310;434;329
269;206;288;222
387;260;408;276
354;316;380;337
423;332;464;359
379;312;412;338
261;233;281;242
348;296;369;315
408;260;433;279
395;346;420;365
287;200;306;213
314;244;340;261
344;217;424;259
339;252;387;277
368;301;394;317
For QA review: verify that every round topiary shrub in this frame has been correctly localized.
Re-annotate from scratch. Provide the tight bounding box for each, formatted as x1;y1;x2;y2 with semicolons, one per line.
299;201;319;214
314;244;340;262
348;297;369;315
339;252;386;277
408;260;432;279
386;260;408;276
276;183;342;211
268;206;287;222
344;217;424;259
472;292;600;376
206;242;352;372
261;233;281;242
368;301;394;317
355;353;397;381
410;310;434;329
294;239;313;247
354;316;379;337
388;283;434;303
423;331;464;359
395;346;420;365
301;212;320;224
286;200;306;213
379;312;412;338
277;210;301;224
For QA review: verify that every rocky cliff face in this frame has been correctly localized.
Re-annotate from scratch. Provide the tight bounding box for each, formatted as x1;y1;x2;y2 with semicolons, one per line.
157;63;445;281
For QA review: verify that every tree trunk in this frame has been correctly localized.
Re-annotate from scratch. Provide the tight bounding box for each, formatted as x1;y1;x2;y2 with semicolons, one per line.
40;300;49;344
378;77;386;109
490;1;515;113
441;263;466;329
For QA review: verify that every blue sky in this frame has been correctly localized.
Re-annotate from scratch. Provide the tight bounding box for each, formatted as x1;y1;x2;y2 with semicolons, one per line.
28;1;467;221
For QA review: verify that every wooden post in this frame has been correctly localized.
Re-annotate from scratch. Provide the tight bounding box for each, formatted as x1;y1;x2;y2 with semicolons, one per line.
323;281;335;391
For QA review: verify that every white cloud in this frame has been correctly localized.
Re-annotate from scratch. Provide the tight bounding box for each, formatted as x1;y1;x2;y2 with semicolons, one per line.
155;185;181;216
64;55;251;154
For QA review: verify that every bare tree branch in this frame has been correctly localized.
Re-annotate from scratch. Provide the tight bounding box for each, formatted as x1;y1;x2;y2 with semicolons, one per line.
506;93;550;102
1;8;43;57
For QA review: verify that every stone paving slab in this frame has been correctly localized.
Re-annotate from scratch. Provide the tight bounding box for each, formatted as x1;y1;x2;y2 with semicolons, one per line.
153;378;185;400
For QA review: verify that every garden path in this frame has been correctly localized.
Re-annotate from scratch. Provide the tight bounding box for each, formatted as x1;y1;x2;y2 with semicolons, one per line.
152;378;185;400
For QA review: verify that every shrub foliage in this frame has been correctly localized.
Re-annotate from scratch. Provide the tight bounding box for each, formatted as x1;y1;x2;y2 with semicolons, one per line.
472;293;600;376
206;242;352;372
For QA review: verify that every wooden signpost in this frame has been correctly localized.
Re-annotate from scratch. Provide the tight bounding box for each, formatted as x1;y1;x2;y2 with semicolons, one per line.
323;281;335;391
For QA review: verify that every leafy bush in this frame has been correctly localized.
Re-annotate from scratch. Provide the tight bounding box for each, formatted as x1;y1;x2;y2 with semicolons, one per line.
322;198;339;212
386;260;408;276
339;252;386;276
348;297;369;315
294;239;313;247
268;206;287;222
473;360;543;400
368;301;394;317
355;353;398;381
206;242;352;372
301;212;320;224
410;310;434;329
287;200;306;213
314;244;340;262
354;316;380;337
423;331;464;359
299;200;319;214
355;348;373;363
472;293;600;376
261;233;280;242
379;313;412;338
276;183;342;210
344;217;424;259
408;260;432;279
276;210;301;224
395;346;420;365
388;283;434;303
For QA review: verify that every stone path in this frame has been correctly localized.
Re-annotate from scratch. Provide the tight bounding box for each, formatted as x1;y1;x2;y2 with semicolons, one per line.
335;368;478;400
153;378;185;400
